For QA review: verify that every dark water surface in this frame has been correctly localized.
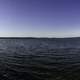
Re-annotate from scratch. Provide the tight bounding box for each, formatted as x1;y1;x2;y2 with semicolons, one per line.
0;38;80;80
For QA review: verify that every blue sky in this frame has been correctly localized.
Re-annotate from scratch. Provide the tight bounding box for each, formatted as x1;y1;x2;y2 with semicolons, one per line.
0;0;80;37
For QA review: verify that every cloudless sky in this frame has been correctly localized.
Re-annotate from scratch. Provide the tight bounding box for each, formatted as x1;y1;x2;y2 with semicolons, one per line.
0;0;80;37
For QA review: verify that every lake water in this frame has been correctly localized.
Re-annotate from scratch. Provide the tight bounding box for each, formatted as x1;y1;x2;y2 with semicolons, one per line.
0;38;80;80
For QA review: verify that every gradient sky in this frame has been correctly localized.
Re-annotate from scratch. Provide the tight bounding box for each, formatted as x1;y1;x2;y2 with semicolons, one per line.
0;0;80;37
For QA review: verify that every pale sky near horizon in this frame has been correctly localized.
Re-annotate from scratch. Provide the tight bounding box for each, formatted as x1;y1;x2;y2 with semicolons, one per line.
0;0;80;37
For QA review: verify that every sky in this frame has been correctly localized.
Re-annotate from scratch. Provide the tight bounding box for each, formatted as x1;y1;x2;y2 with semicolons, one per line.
0;0;80;37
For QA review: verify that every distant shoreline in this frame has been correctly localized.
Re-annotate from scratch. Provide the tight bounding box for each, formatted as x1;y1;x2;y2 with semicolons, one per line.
0;37;80;39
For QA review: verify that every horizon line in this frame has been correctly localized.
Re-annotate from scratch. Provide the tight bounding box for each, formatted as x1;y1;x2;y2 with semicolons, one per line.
0;36;79;39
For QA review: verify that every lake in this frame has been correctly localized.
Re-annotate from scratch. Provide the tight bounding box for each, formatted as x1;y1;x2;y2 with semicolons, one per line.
0;38;80;80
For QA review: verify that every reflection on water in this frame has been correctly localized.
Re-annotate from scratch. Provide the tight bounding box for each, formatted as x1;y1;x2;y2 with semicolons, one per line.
0;38;80;80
